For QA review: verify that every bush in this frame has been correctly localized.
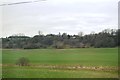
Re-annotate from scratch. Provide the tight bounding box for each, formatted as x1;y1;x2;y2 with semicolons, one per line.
52;41;65;49
16;57;30;66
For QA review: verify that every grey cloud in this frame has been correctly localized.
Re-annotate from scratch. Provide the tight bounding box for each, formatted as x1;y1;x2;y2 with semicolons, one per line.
2;0;118;37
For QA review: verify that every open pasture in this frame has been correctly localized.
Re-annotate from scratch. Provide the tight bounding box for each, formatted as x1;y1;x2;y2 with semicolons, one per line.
2;48;118;78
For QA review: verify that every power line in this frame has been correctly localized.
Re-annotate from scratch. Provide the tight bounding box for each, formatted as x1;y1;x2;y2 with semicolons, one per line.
0;0;46;6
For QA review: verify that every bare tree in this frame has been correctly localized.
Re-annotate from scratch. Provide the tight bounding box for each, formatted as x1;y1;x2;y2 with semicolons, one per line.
78;32;83;37
90;31;95;35
38;30;43;35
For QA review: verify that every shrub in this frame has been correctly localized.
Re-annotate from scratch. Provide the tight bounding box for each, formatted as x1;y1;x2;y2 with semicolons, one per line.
16;57;30;66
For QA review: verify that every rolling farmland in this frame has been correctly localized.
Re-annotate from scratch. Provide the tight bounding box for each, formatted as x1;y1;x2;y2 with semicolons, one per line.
2;48;118;78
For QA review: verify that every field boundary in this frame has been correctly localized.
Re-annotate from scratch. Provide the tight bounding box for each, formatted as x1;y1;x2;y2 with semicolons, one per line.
2;64;118;72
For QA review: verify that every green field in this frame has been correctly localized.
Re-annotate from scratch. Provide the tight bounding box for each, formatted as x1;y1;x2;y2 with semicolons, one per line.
2;48;118;78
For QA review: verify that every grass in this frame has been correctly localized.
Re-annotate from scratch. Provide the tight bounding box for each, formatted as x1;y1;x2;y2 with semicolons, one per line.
2;48;118;78
3;66;118;78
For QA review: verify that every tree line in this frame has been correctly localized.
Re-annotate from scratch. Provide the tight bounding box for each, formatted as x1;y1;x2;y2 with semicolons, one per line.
1;29;120;49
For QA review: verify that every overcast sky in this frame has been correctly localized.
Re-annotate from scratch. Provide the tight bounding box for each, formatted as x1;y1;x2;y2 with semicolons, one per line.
1;0;119;37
